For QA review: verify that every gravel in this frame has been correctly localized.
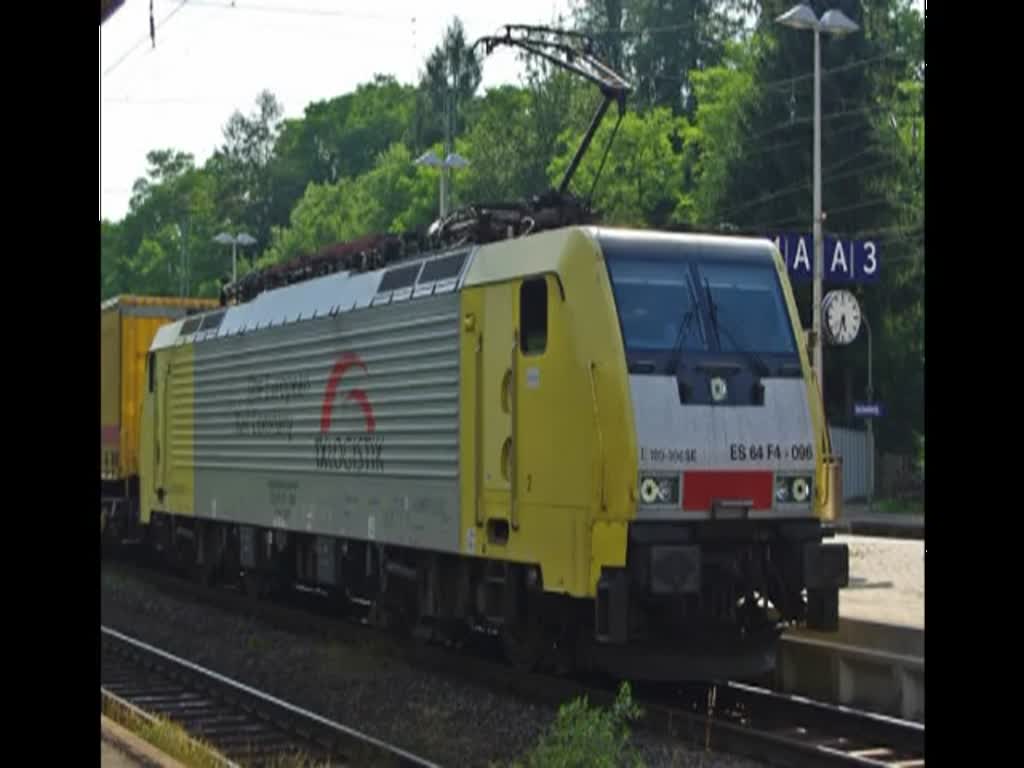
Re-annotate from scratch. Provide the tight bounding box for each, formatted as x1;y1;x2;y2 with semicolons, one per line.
101;566;766;768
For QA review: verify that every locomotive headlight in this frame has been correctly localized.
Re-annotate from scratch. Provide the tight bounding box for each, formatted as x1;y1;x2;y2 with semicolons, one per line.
639;474;680;505
791;476;811;503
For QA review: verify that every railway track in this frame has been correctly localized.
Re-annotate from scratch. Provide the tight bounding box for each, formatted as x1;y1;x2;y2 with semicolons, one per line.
102;557;924;767
101;625;438;768
650;681;924;768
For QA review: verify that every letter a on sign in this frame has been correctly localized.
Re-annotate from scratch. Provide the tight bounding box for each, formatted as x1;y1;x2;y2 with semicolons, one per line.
830;240;849;279
793;237;811;274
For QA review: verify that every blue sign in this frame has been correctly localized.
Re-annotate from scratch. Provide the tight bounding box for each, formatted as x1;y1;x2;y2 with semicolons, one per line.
854;402;885;418
770;233;880;283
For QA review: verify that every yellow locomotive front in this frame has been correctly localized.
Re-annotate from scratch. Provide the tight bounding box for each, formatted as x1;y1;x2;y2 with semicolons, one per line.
581;228;848;679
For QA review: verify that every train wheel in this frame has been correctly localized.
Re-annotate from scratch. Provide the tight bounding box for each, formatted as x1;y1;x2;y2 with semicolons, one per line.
502;615;548;673
190;558;217;587
550;620;578;676
243;571;266;601
189;524;218;587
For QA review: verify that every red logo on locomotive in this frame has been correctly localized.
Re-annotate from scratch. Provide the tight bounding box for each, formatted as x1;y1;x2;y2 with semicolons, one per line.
319;351;376;433
314;352;383;472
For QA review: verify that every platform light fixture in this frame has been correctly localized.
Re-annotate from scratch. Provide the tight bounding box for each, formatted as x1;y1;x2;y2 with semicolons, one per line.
214;232;257;284
776;4;859;403
414;150;470;218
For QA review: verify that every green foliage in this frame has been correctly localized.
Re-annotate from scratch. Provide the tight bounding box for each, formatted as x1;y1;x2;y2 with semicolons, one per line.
571;0;745;115
259;143;437;268
549;107;689;227
210;90;285;248
103;695;229;768
685;39;760;226
418;17;482;143
516;682;645;768
271;76;418;190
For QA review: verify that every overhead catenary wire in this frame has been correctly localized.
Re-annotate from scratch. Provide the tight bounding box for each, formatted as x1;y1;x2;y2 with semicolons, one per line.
749;197;921;232
102;0;191;79
646;49;911;88
713;157;901;220
166;0;413;22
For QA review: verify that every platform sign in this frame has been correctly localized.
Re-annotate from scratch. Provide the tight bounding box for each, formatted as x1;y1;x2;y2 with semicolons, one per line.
854;402;885;418
770;233;880;283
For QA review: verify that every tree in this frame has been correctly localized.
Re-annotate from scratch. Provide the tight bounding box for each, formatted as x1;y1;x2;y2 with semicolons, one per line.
100;219;126;298
571;0;742;116
548;107;689;227
417;18;482;148
269;75;418;212
103;149;224;300
570;0;627;73
684;39;760;226
259;143;437;268
209;90;285;249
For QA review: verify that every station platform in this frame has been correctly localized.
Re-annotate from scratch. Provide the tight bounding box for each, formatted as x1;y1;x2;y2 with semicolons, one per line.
836;533;923;629
777;532;925;721
101;715;186;768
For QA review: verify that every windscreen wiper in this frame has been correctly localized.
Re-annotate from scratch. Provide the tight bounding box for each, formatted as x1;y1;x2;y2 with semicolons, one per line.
702;277;771;377
668;309;696;373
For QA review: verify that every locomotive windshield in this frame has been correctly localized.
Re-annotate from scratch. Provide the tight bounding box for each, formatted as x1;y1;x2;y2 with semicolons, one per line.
695;262;796;356
601;234;799;373
604;258;707;353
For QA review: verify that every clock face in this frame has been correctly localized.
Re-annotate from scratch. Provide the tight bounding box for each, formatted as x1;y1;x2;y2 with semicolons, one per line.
823;290;861;345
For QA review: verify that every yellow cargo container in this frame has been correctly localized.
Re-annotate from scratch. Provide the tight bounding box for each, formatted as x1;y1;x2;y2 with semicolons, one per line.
101;295;218;484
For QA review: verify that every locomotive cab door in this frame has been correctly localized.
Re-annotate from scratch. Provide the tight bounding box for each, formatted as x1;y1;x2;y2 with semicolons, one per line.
477;274;563;549
512;276;553;523
479;282;515;543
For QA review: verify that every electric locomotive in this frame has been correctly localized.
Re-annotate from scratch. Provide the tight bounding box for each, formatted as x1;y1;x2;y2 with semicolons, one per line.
137;223;846;681
127;25;848;681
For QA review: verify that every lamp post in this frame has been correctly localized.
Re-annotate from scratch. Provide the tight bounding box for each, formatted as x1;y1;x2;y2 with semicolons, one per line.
776;4;859;404
414;150;470;218
213;232;257;283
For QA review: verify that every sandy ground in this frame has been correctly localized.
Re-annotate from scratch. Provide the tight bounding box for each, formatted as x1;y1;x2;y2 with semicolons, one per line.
837;534;924;628
101;739;144;768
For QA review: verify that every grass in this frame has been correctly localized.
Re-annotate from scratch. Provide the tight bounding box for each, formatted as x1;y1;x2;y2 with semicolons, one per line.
103;693;231;768
103;692;336;768
510;682;646;768
873;497;924;516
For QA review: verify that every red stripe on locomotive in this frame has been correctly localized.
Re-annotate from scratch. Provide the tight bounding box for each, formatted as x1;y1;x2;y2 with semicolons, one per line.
682;470;773;511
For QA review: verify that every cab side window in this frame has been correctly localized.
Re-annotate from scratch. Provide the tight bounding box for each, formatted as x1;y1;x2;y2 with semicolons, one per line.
148;352;156;393
520;278;547;355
